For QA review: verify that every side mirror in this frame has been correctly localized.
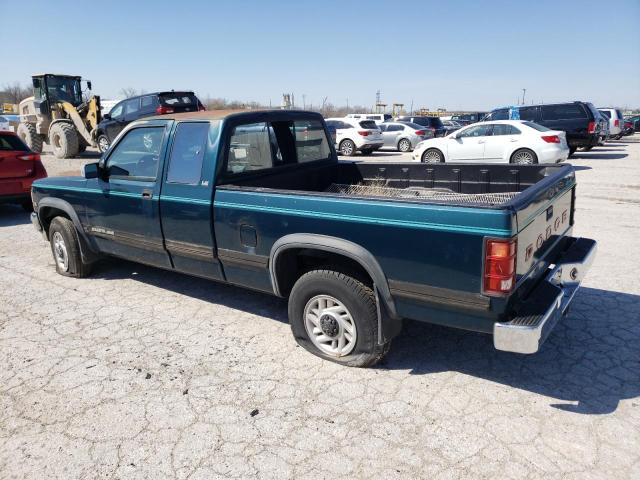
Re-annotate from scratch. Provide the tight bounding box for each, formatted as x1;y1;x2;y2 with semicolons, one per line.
83;162;99;179
449;133;457;139
103;113;111;120
87;81;92;90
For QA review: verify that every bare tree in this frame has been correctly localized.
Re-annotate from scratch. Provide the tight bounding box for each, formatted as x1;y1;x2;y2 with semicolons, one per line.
0;82;31;104
119;87;145;98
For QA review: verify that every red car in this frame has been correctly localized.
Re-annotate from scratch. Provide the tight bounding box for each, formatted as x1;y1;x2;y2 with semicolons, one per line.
0;131;47;211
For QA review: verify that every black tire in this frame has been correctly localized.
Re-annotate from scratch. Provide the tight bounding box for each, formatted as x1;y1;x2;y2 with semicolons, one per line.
16;123;43;153
614;134;623;140
339;139;357;156
510;148;538;164
48;216;92;278
421;148;444;163
49;123;80;159
97;134;110;154
397;138;412;152
288;269;391;367
568;146;577;157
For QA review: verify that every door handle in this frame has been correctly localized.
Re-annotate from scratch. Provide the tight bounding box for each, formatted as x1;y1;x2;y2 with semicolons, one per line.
478;140;485;144
141;189;153;200
510;138;518;142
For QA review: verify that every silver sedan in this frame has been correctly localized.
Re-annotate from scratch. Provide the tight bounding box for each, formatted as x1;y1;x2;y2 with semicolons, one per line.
379;121;434;152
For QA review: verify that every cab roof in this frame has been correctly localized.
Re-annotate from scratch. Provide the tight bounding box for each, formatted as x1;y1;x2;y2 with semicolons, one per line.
146;109;318;122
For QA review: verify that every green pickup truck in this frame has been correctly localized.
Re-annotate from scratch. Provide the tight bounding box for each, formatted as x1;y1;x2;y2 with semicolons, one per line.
30;109;596;367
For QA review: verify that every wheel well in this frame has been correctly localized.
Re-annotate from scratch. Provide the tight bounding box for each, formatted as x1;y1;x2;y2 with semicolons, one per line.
509;148;537;162
422;147;443;158
38;207;70;236
274;248;373;297
339;138;354;147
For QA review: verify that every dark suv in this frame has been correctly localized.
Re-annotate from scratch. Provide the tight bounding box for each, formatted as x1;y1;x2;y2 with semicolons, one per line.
394;116;446;137
96;91;204;152
483;102;602;155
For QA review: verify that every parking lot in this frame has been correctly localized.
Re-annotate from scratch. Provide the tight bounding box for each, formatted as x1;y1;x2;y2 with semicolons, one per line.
1;138;639;479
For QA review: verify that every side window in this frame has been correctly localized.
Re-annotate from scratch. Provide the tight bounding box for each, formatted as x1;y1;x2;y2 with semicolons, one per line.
140;95;156;111
292;120;331;163
542;104;588;120
166;122;209;184
106;127;164;179
519;107;537;121
492;124;521;135
459;125;493;137
379;124;388;132
388;124;403;132
110;103;124;119
227;122;273;174
124;98;140;117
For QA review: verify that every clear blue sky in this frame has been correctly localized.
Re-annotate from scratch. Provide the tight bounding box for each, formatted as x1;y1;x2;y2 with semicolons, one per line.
1;0;639;110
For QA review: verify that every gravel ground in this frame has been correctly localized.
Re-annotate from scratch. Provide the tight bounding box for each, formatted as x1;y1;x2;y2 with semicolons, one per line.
1;138;639;479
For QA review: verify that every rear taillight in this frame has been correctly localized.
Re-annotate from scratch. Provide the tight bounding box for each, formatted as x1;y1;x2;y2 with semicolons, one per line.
587;121;596;134
18;153;40;161
614;119;620;127
414;130;426;136
541;135;560;143
156;106;174;114
358;131;370;136
483;238;517;296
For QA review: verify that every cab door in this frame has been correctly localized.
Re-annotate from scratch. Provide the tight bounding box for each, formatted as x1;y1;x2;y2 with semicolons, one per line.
84;122;171;267
159;121;225;280
447;124;493;161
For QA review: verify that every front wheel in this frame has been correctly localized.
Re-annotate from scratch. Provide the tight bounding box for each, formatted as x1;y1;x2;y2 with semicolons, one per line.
288;269;391;367
97;134;110;154
510;148;538;164
49;123;80;159
421;148;443;163
339;139;357;156
48;217;92;278
398;138;412;152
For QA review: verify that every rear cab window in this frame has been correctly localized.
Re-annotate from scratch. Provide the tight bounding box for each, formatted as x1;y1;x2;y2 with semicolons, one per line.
225;118;332;176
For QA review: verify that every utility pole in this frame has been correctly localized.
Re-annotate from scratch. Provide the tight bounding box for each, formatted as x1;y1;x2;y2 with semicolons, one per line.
302;94;306;109
521;88;527;106
346;98;349;114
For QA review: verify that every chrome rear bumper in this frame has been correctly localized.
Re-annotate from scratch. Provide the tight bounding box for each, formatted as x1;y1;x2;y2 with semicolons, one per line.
493;237;597;354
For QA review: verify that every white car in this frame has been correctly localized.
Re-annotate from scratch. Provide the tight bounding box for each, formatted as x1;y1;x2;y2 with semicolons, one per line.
345;113;392;125
412;120;569;164
325;118;384;156
0;115;15;132
598;108;624;139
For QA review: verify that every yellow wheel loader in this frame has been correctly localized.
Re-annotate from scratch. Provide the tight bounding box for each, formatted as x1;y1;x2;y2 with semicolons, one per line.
17;74;101;159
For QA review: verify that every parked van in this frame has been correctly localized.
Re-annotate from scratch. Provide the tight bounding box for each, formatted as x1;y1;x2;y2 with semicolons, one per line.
483;102;603;155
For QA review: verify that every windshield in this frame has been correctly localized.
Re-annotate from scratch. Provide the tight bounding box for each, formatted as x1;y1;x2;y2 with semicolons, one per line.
45;76;82;104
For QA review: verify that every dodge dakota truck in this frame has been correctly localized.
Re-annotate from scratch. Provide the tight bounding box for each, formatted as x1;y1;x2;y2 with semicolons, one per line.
30;110;597;367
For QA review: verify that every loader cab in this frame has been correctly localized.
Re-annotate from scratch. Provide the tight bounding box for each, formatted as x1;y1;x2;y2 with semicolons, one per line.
32;74;85;114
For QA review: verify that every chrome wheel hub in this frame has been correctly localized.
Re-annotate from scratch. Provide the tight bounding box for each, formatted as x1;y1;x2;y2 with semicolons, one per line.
304;295;357;357
52;232;69;271
513;151;533;164
423;150;440;163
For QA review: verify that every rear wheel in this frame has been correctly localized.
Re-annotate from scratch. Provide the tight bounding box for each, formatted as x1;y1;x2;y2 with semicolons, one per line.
579;145;594;152
568;146;577;157
49;123;79;159
288;269;391;367
339;139;357;156
510;148;538;164
48;217;92;278
17;123;43;153
398;138;412;152
421;148;443;163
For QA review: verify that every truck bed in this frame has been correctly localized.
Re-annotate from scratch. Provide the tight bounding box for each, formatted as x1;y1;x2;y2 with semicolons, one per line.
220;161;573;210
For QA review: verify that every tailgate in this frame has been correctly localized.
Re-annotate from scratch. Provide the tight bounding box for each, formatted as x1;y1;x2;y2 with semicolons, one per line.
514;175;575;283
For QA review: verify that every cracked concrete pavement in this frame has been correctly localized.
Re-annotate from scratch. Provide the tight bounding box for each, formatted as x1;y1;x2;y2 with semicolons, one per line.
0;138;639;479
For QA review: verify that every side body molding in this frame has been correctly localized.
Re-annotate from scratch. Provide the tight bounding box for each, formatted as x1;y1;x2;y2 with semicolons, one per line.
37;197;101;263
269;233;399;320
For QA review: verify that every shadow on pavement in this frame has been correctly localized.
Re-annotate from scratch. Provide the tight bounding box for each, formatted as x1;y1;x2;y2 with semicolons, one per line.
91;257;639;415
381;286;639;415
0;205;31;226
572;152;628;160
